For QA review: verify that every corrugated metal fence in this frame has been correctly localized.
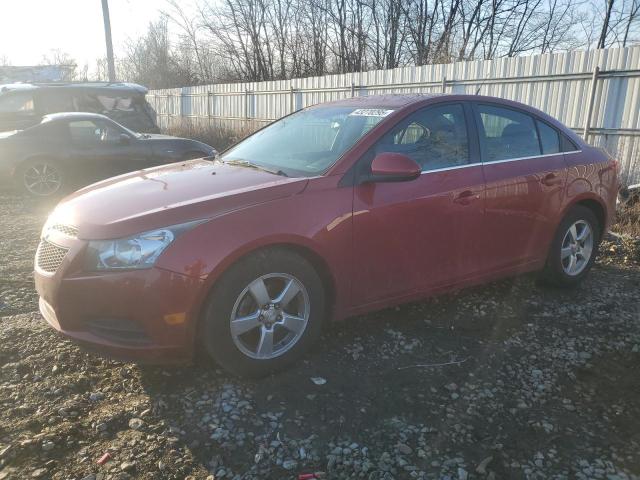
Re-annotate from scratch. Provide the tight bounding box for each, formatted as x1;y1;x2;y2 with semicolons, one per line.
147;46;640;184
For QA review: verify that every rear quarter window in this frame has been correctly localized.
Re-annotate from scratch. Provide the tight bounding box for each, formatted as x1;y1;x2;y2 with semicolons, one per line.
536;120;560;154
561;134;579;152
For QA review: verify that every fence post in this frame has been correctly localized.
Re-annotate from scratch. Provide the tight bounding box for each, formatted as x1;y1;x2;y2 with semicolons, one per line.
351;82;355;97
244;89;249;121
583;66;600;142
290;86;295;113
207;91;212;120
180;92;185;118
441;76;447;93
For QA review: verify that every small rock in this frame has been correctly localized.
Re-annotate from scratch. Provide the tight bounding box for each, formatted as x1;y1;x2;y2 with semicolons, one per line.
89;392;104;402
397;443;413;455
128;418;144;430
120;461;136;472
41;441;55;452
283;459;298;470
310;377;327;385
31;469;47;479
476;456;494;474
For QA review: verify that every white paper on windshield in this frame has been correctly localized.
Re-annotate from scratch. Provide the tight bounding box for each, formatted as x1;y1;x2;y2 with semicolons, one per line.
348;109;394;117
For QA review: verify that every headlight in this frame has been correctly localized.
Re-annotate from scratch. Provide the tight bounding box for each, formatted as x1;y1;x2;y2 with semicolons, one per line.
85;221;203;271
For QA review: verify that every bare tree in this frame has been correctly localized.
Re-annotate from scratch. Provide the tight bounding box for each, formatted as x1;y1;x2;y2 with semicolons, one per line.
112;0;639;87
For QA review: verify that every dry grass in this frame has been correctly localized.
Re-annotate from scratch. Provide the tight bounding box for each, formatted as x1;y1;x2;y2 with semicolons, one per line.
614;202;640;238
163;122;257;152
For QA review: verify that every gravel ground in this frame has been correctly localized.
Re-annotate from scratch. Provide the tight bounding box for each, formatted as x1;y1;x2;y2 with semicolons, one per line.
1;190;639;480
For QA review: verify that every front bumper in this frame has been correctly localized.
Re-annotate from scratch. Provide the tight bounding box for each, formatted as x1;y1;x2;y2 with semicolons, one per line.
34;235;205;364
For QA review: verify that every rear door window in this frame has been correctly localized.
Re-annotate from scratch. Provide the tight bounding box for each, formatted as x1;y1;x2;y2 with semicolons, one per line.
476;104;541;162
0;92;35;113
39;91;75;114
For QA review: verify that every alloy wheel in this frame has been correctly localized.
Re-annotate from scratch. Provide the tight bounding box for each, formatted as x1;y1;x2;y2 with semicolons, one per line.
23;163;62;196
560;220;593;276
229;273;310;360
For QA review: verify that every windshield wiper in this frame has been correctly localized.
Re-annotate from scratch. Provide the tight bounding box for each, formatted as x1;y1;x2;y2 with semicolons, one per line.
223;159;288;177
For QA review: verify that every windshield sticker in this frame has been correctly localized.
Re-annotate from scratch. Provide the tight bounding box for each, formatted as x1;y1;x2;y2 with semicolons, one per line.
349;109;394;117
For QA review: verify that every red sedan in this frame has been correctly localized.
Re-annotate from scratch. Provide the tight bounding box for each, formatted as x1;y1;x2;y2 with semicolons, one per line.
34;94;618;376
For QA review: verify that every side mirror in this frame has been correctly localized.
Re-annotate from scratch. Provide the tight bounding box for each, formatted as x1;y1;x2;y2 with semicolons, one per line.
366;152;421;183
119;133;131;145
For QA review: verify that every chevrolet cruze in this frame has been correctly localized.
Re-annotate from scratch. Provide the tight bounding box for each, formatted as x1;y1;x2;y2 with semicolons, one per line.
35;94;618;376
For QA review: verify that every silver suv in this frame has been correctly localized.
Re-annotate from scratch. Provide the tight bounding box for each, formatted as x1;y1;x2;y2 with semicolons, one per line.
0;82;159;134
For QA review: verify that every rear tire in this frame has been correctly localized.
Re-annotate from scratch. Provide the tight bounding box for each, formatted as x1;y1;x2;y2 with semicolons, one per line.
200;248;325;377
17;159;65;197
541;205;600;287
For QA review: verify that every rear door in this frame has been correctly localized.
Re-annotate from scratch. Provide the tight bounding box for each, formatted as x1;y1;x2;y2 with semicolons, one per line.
351;102;486;307
472;103;567;272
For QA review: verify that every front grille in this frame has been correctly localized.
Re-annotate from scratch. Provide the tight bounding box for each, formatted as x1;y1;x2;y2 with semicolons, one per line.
36;240;69;273
51;224;78;238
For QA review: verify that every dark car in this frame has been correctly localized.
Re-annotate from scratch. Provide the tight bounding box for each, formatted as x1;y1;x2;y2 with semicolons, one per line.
34;94;618;376
0;112;216;196
0;82;159;133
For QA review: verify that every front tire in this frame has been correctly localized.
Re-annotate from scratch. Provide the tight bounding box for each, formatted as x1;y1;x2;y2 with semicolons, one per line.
201;248;325;377
541;205;600;287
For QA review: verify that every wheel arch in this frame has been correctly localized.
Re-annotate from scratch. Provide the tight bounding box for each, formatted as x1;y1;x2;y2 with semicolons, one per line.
569;196;607;236
192;240;338;345
12;154;63;180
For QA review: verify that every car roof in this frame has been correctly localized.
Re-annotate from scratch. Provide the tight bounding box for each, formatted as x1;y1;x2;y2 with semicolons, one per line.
0;82;148;95
314;93;577;134
313;93;547;109
42;112;112;122
311;93;445;109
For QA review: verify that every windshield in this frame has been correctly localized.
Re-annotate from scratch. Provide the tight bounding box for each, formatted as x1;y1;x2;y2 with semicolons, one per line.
221;106;394;177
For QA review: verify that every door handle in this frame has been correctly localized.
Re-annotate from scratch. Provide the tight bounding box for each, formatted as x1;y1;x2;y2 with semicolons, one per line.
453;190;479;205
541;173;562;186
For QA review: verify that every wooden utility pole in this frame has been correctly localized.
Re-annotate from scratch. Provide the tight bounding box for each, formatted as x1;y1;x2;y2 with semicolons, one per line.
597;0;615;49
101;0;116;82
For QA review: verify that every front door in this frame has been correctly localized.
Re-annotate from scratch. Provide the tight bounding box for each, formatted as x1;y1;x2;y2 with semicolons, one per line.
351;102;486;308
67;119;151;182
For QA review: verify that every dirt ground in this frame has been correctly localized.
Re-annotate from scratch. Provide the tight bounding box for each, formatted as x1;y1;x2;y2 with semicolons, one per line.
0;190;639;480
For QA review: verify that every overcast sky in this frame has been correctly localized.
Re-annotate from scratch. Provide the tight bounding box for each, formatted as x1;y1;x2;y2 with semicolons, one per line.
0;0;186;69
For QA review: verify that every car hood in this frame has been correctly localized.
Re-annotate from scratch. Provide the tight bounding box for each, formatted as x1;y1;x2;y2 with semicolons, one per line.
48;159;309;240
0;130;19;139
